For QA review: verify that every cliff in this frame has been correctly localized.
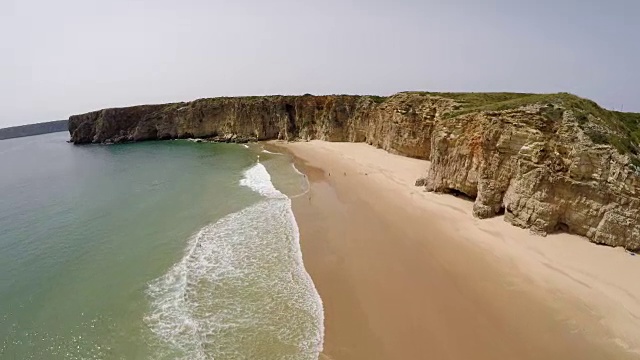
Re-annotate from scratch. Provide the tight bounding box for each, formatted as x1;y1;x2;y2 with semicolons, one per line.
68;92;640;251
69;94;446;159
0;120;68;140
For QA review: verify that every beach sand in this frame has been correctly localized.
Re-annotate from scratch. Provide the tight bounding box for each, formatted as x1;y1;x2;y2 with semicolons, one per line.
272;140;640;360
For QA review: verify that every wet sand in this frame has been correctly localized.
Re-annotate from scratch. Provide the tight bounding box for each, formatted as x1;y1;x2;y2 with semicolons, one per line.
272;140;640;360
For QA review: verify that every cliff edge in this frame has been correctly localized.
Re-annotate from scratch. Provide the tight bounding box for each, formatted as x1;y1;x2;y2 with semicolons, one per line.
68;92;640;251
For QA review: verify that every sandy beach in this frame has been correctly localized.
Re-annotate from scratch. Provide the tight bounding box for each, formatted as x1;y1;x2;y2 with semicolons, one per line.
272;140;640;360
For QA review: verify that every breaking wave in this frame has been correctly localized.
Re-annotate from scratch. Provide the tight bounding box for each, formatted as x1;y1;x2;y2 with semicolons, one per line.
145;163;323;359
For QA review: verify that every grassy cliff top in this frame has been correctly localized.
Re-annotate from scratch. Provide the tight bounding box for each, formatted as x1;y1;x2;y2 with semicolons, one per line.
399;91;640;160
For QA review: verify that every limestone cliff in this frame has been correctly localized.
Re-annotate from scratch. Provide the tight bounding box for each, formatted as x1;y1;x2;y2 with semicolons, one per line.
69;93;450;159
68;92;640;251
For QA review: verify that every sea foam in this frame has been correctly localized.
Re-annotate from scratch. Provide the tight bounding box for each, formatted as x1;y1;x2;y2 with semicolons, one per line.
261;149;282;155
289;163;311;199
145;163;324;360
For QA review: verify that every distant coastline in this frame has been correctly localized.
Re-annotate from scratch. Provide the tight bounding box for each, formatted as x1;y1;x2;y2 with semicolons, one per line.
0;120;68;140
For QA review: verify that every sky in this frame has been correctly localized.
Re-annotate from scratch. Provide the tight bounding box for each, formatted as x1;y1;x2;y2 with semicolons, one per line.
1;0;639;127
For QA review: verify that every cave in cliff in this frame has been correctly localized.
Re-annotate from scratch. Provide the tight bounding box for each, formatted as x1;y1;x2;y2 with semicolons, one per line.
443;188;477;201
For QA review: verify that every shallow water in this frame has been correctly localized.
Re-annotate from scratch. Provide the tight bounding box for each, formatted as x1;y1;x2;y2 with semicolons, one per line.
0;133;322;359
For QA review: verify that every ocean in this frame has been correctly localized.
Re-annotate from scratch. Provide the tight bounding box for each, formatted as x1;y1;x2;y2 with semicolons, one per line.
0;132;323;359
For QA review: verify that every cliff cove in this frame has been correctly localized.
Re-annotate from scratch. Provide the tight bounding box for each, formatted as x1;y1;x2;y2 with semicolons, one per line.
69;92;640;252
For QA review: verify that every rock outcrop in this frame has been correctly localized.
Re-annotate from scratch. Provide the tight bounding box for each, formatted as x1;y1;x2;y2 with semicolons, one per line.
68;92;640;251
425;103;640;251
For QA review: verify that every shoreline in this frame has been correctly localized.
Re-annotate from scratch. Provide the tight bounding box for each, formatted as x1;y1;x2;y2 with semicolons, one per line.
271;140;640;360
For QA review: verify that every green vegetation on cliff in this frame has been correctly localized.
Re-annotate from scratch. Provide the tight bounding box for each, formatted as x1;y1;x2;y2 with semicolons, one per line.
409;91;535;112
416;92;640;162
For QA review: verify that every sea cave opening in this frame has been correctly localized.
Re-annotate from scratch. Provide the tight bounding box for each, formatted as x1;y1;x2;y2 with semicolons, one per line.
555;222;570;233
443;188;476;202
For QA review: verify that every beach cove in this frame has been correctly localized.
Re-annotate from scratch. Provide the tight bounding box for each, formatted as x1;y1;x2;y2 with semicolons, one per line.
274;140;640;360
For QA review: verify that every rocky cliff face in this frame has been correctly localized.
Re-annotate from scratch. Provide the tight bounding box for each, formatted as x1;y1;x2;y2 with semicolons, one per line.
68;92;640;251
69;93;451;159
424;103;640;251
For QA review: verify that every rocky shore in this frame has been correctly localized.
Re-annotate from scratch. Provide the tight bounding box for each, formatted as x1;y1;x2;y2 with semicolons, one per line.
68;92;640;251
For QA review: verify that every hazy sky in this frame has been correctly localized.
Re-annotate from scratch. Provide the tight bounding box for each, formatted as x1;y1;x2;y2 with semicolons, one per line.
1;0;639;127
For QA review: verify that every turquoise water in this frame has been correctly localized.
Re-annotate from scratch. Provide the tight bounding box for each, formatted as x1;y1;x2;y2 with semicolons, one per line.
0;133;322;359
